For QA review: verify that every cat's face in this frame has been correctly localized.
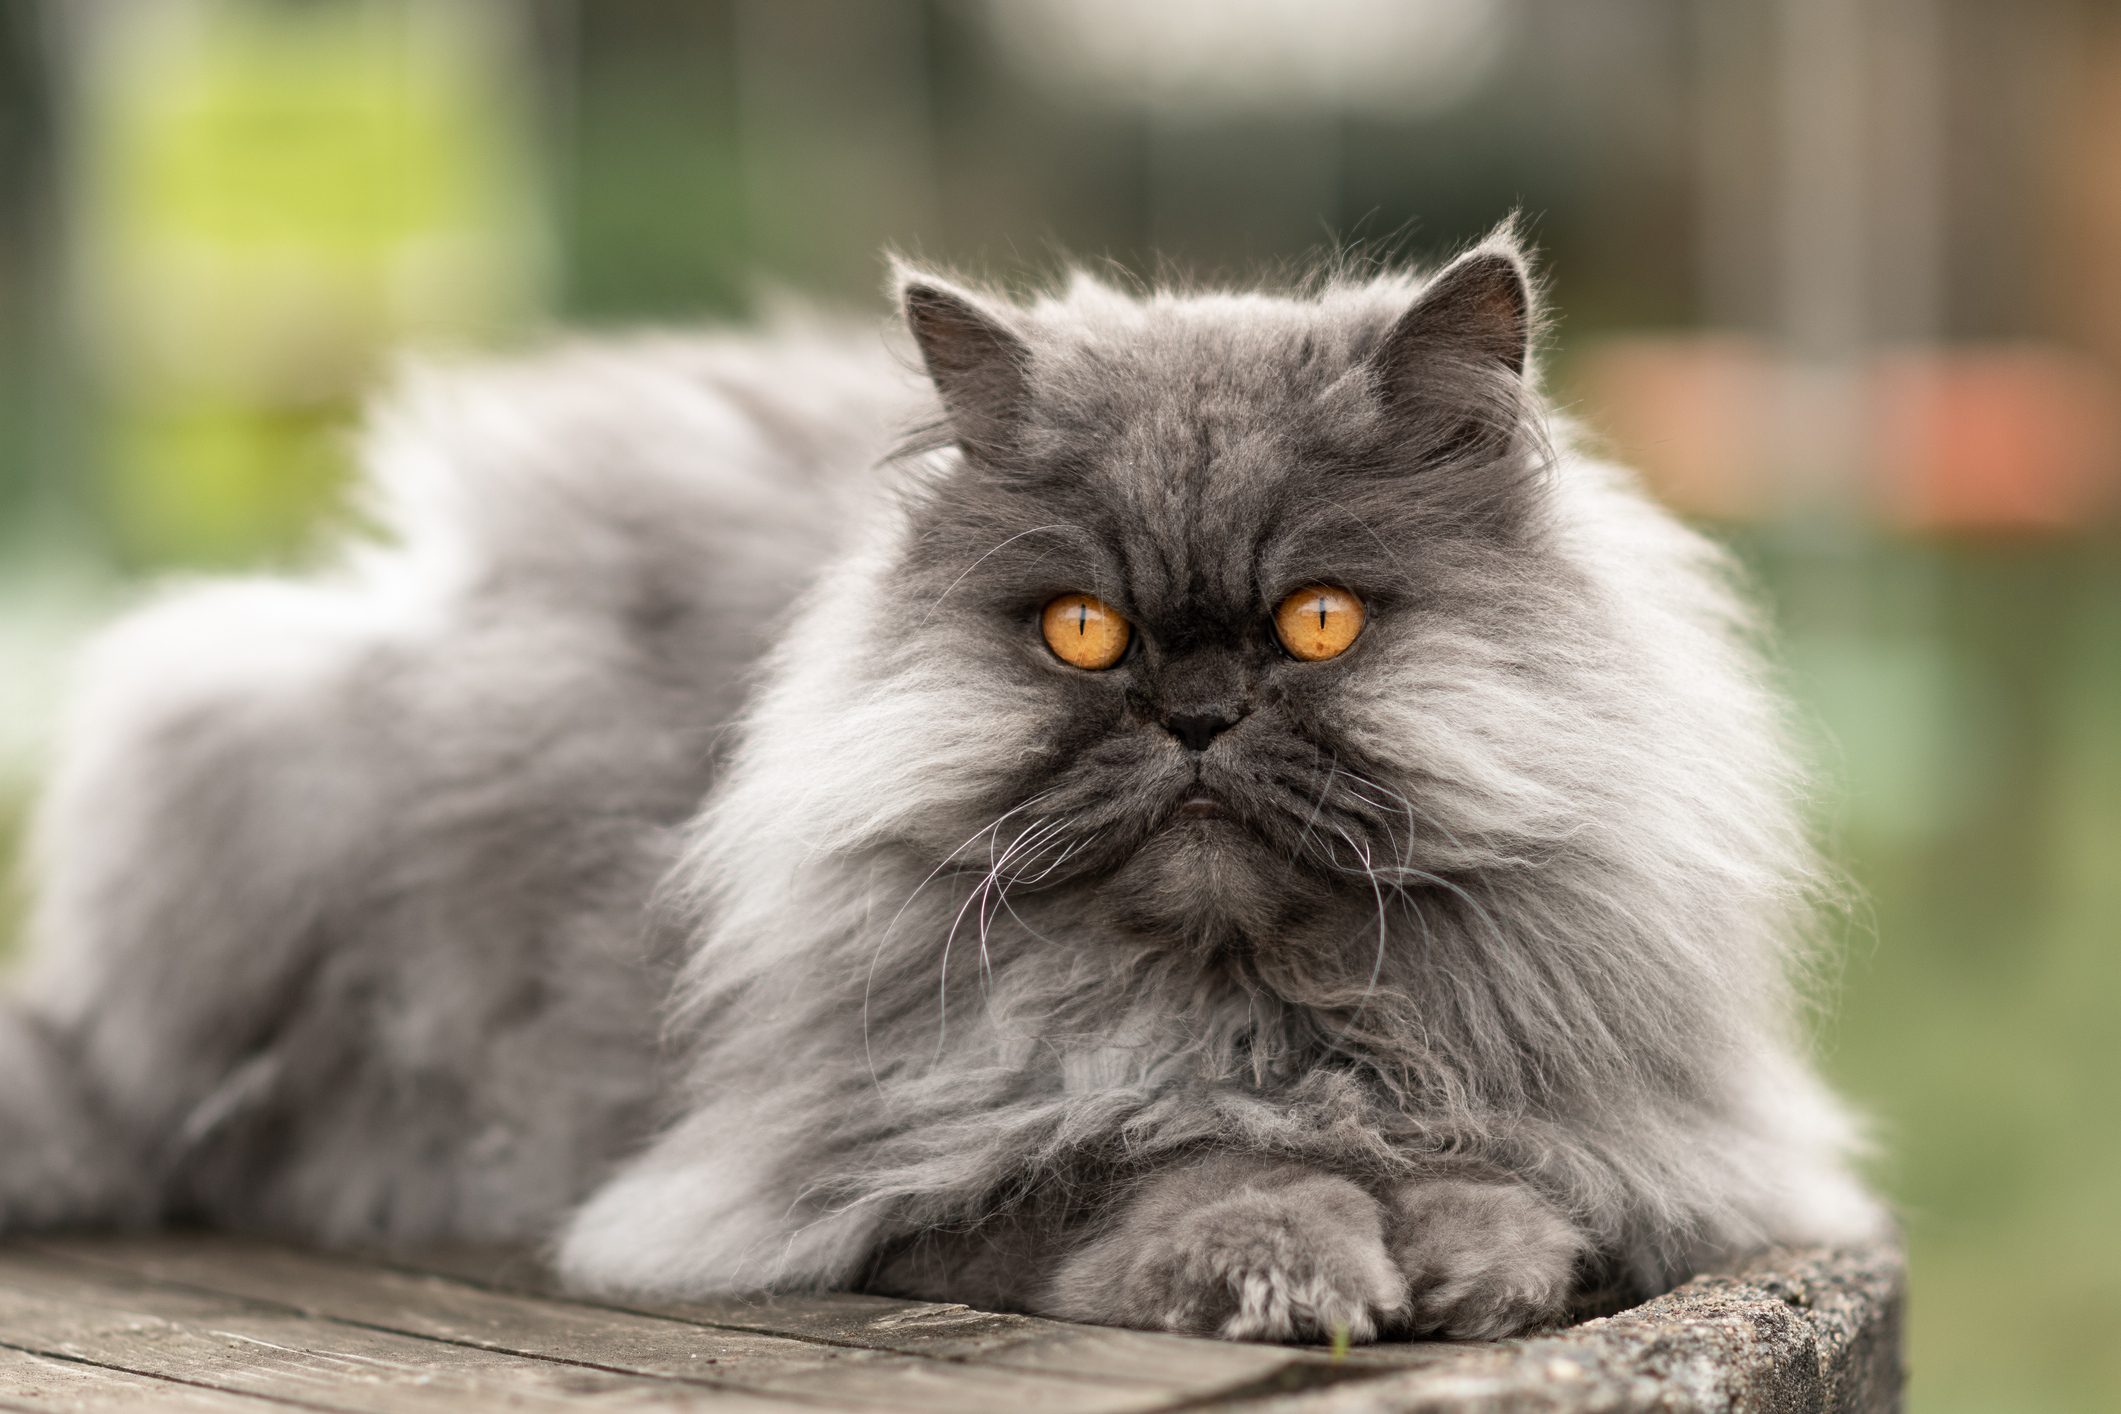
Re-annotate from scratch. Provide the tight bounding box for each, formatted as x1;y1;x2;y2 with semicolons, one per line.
884;248;1554;955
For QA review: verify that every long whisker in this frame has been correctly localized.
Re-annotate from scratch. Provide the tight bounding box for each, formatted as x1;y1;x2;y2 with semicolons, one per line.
913;524;1086;634
1339;779;1409;874
1014;835;1084;887
1365;863;1511;954
1339;769;1471;862
1332;825;1392;1003
983;827;1085;999
862;789;1055;1088
1292;753;1340;860
940;812;1075;1055
973;816;1073;994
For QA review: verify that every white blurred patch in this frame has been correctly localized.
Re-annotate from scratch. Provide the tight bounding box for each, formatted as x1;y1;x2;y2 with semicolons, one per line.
0;565;122;791
983;0;1512;116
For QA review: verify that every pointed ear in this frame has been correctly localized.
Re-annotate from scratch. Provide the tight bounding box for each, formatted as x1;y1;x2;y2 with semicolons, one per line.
1365;242;1534;465
1373;244;1532;392
895;265;1031;461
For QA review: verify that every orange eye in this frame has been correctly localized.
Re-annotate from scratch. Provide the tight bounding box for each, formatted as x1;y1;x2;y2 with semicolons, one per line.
1041;593;1131;670
1274;585;1365;661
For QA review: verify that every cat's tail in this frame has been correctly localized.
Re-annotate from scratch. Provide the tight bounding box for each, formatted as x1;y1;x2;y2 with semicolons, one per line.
0;1000;154;1232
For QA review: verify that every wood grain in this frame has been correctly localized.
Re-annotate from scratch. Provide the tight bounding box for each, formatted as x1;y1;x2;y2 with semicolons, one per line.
0;1238;1904;1411
0;1342;327;1414
17;1238;1276;1411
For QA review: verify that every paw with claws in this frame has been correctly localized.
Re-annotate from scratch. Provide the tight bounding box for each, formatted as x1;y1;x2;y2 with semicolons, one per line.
1048;1158;1406;1343
1386;1176;1585;1339
1047;1156;1586;1345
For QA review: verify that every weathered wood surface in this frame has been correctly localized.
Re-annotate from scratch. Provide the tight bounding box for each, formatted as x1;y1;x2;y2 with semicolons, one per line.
0;1237;1902;1412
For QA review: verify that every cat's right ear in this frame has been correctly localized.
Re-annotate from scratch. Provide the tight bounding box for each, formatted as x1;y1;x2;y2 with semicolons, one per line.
894;265;1031;462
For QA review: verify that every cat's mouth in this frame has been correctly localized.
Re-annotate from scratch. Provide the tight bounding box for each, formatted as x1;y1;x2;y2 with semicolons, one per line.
1174;791;1227;821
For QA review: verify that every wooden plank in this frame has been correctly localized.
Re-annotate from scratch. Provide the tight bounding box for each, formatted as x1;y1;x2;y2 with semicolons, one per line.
8;1236;1482;1413
386;1241;1431;1393
20;1241;1200;1414
578;1290;1412;1391
0;1248;806;1413
0;1342;332;1414
394;1243;1488;1388
0;1239;1905;1413
35;1239;893;1379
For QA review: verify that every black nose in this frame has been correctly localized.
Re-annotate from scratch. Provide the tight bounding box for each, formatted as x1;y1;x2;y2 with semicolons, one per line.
1162;708;1244;752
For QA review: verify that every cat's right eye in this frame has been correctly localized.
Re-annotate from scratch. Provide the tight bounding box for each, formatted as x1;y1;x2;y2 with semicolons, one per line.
1041;593;1131;670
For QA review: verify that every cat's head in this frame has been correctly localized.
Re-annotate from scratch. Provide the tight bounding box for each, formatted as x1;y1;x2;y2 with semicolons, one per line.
687;229;1808;1094
846;231;1588;960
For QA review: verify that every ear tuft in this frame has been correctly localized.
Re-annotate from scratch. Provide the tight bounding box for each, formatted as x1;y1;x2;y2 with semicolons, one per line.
894;265;1031;461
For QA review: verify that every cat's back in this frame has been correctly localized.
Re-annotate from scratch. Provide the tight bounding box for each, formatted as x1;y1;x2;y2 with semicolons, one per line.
361;322;915;664
18;321;918;1246
334;320;925;907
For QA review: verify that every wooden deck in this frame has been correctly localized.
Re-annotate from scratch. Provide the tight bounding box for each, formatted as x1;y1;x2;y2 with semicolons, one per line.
0;1237;1903;1412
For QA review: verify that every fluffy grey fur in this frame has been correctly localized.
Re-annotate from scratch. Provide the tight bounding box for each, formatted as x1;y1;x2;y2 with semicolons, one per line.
1;228;1883;1344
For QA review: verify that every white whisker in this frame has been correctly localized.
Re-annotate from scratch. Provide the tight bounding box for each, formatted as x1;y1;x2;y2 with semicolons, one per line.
863;789;1056;1087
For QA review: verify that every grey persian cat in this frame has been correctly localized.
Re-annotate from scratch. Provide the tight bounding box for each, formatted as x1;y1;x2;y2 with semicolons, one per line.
0;228;1883;1343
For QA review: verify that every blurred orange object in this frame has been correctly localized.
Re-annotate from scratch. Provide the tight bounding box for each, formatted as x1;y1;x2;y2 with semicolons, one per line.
1574;336;2120;533
1872;348;2118;533
1570;336;1778;522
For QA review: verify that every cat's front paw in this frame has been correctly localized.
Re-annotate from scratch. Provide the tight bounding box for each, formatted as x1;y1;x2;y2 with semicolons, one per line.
1386;1176;1585;1339
1053;1167;1407;1343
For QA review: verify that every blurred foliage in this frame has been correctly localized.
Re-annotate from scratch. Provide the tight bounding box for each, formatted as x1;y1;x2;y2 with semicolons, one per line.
72;0;544;567
2;2;2118;1410
1745;541;2121;1414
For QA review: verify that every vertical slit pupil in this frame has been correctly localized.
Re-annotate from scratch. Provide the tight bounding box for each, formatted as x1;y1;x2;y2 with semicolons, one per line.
1317;599;1328;630
1077;603;1088;636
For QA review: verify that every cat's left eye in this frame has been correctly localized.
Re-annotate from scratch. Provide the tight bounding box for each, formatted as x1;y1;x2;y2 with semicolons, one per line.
1274;585;1366;661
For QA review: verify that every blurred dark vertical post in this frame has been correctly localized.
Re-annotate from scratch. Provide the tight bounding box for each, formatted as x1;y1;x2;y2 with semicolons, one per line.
0;4;82;556
732;0;937;298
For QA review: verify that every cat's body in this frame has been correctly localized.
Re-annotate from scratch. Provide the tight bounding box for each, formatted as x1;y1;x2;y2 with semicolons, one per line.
3;331;894;1244
1;236;1884;1343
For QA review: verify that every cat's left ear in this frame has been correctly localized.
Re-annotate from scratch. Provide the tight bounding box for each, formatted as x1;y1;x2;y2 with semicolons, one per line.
1374;239;1533;384
1366;238;1534;457
894;263;1032;463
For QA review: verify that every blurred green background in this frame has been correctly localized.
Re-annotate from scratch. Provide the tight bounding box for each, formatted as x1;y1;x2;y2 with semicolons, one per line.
1;3;2116;1409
